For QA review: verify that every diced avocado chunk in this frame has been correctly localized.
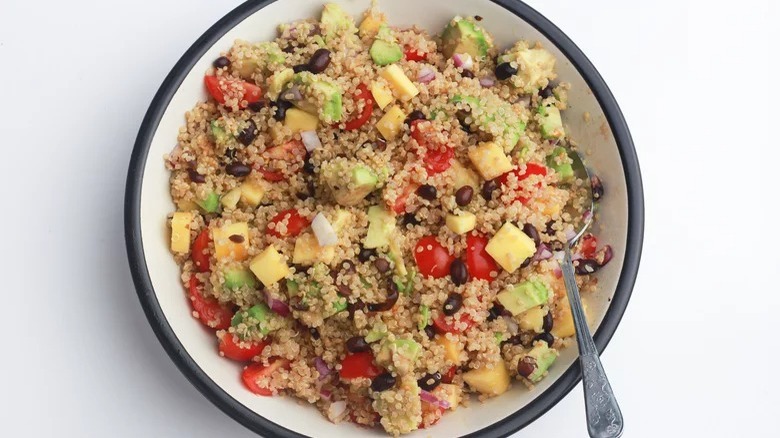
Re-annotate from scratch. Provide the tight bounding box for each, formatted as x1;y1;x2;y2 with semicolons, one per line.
373;375;422;435
231;303;274;338
291;72;343;123
526;342;558;382
224;267;259;290
197;191;220;213
230;40;286;79
268;68;294;101
366;321;388;343
377;339;421;374
498;41;557;93
330;297;348;315
370;24;403;66
546;146;574;182
320;3;357;42
285;279;300;295
393;269;416;295
210;120;232;146
364;205;395;249
497;280;550;316
418;305;430;331
388;238;407;276
452;94;526;153
320;158;380;206
441;16;493;60
538;104;565;140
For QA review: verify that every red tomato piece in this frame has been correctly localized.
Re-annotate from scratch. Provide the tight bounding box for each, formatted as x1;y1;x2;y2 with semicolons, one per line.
441;365;457;384
404;46;428;62
425;146;454;174
241;358;291;396
390;183;419;214
191;229;211;273
258;167;285;182
497;162;549;204
188;276;232;330
580;233;598;259
257;140;307;181
342;84;374;131
433;313;474;334
266;209;310;238
204;75;262;109
219;336;268;362
339;352;382;380
410;120;438;149
410;120;454;174
465;233;499;282
414;236;454;278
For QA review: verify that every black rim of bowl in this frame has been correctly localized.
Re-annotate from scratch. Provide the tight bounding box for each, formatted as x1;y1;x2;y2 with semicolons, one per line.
125;0;645;436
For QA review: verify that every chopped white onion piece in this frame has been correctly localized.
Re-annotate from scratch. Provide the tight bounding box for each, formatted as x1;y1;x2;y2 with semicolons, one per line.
301;130;322;152
312;212;338;246
453;53;474;70
327;400;348;422
479;77;495;87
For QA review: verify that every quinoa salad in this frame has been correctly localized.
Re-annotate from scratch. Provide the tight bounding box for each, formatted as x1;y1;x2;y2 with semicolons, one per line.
165;2;614;435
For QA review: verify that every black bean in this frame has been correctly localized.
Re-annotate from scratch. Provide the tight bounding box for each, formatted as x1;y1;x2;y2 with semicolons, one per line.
303;160;315;174
533;332;554;347
374;257;390;274
495;62;518;80
487;304;504;322
273;100;292;121
575;259;601;275
309;327;321;340
308;48;332;73
402;212;420;226
347;300;365;319
502;334;523;346
442;293;463;316
405;110;426;126
544;220;556;236
450;259;469;286
282;44;295;54
358;247;376;263
424;325;436;340
340;260;357;275
461;69;475;79
306;180;316;197
188;167;206;184
481;179;498;201
228;234;245;243
542;311;554;333
367;280;399;312
522;223;541;247
456;110;472;133
213;56;230;68
296;192;309;201
225;162;251;177
237;119;257;146
455;186;474;206
417;184;437;201
417;372;442;391
517;356;537;378
520;257;532;269
475;15;483;21
591;175;604;201
346;336;370;353
539;84;555;99
293;63;310;73
248;98;270;112
371;372;396;392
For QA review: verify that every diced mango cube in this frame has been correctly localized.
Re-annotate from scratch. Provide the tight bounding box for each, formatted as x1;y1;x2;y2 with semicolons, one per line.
518;306;546;333
436;335;463;364
240;181;267;208
380;65;419;101
293;233;335;266
432;383;462;410
249;245;291;286
446;212;476;235
468;142;514;180
452;160;480;190
213;222;249;261
359;12;385;38
485;222;536;273
284;108;319;133
371;81;394;109
221;188;242;210
552;296;589;338
170;212;193;253
377;105;406;141
462;361;511;396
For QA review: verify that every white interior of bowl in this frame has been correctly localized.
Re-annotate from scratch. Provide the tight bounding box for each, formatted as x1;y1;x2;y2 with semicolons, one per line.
138;0;628;436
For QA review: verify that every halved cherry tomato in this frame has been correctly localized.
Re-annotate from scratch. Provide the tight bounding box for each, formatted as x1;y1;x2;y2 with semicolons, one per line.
410;120;437;149
204;75;262;109
497;162;548;204
441;365;457;384
414;236;454;278
339;351;382;380
257;140;307;182
465;233;499;282
580;233;598;259
188;276;233;330
433;313;474;334
342;84;374;131
425;146;454;174
410;120;454;174
242;358;291;396
266;209;310;238
219;336;268;362
192;229;211;273
404;46;428;62
390;183;419;214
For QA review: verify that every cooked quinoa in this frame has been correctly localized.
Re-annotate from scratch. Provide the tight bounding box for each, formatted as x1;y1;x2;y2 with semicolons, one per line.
164;2;614;435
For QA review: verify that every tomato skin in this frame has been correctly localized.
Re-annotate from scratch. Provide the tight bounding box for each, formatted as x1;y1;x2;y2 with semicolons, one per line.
342;84;374;131
258;167;285;182
433;313;474;334
204;76;262;109
580;233;598;259
257;140;306;181
339;352;382;380
188;276;233;330
242;359;291;396
219;336;268;362
497;163;548;204
441;365;457;384
414;236;454;278
266;209;310;238
390;183;418;214
465;233;499;282
410;120;453;174
425;146;454;174
410;120;436;148
404;46;428;62
191;229;211;273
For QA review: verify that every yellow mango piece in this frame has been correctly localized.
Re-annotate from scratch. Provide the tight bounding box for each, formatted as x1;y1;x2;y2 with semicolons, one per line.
468;142;514;180
432;383;462;410
221;188;242;210
170;212;193;254
379;65;419;101
292;233;335;266
452;160;480;190
240;181;267;208
446;212;476;235
213;222;249;261
552;296;589;338
176;199;200;212
359;12;385;38
377;105;406;141
435;335;463;364
284;108;319;133
485;222;536;273
462;361;511;396
518;306;546;333
249;245;291;286
371;81;394;110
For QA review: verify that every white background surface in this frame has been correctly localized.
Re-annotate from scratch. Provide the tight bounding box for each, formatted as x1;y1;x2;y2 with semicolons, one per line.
0;0;778;437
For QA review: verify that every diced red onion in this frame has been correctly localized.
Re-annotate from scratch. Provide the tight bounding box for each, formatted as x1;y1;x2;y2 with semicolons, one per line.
264;289;290;317
420;390;451;409
503;315;519;335
312;212;338;246
564;228;576;241
301;130;321;152
479;77;495;88
327;400;347;421
315;357;332;380
417;67;435;83
533;244;553;261
319;388;332;400
452;53;473;70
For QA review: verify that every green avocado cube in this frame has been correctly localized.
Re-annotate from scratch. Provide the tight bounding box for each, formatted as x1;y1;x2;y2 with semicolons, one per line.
364;205;395;249
223;267;259;290
526;342;558;382
547;146;574;182
441;17;493;60
497;280;550;316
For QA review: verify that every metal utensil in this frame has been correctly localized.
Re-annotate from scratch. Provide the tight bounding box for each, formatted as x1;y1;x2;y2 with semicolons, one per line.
561;150;624;438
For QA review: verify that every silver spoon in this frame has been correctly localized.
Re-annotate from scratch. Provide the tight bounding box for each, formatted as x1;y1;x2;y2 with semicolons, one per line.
560;150;624;438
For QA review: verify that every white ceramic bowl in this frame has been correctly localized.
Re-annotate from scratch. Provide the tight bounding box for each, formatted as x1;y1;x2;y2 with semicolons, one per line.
125;0;644;436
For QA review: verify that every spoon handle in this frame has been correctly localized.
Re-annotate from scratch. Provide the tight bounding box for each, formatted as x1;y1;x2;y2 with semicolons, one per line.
562;247;624;438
